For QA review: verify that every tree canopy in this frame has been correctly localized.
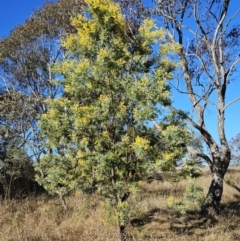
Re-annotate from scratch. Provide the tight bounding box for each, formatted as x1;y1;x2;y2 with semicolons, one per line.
35;0;191;238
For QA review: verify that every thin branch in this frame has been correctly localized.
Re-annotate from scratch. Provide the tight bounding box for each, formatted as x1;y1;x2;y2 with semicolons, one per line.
169;81;218;110
186;53;213;80
169;106;218;151
218;8;240;42
212;0;230;47
226;55;240;80
187;146;213;168
191;0;210;45
224;97;240;111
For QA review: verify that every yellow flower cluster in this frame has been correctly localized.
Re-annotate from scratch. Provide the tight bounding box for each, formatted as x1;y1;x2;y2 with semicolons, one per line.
167;196;180;208
85;0;125;30
99;94;110;102
97;48;109;60
139;19;165;41
75;116;90;125
75;59;90;74
102;131;109;138
163;152;178;161
118;101;127;112
62;35;78;50
133;136;150;151
140;77;149;87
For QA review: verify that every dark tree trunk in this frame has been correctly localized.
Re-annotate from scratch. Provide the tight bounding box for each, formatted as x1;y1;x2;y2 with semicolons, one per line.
118;223;127;241
115;192;130;241
202;160;229;214
205;172;224;213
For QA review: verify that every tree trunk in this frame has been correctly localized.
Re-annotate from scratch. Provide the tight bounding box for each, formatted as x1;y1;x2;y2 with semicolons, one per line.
117;222;126;241
203;163;228;214
56;191;68;210
115;192;130;241
206;172;224;213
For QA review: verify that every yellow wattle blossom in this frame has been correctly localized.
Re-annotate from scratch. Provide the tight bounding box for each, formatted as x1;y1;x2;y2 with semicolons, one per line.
77;150;86;157
88;21;97;33
133;136;150;151
75;59;90;74
44;108;57;119
167;196;181;208
133;107;139;117
85;0;101;8
103;15;110;23
71;15;87;28
102;131;109;138
97;48;109;60
75;116;90;125
139;19;165;42
85;0;125;31
65;85;71;93
86;82;92;89
163;152;176;161
78;30;92;48
78;159;85;166
99;94;109;102
62;35;77;50
118;101;126;112
160;44;172;55
140;77;149;87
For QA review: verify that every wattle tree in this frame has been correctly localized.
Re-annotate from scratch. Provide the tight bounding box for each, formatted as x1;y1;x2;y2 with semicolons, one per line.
35;0;191;239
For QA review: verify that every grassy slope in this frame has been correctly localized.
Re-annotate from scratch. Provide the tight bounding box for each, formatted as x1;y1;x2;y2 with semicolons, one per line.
1;168;240;241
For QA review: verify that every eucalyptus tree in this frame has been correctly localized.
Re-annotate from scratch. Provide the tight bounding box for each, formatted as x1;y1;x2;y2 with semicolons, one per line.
0;0;85;163
0;0;85;197
152;0;240;212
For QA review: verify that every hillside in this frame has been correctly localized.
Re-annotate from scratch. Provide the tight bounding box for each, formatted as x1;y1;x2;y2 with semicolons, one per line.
0;168;240;241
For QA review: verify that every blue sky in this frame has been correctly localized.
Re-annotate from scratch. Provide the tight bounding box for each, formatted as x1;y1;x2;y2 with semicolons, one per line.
0;0;240;143
0;0;56;38
170;1;240;143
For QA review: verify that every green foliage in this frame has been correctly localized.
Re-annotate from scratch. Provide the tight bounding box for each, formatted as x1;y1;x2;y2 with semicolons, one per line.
36;0;190;228
167;196;188;214
152;112;193;172
102;198;134;226
179;159;203;179
0;91;36;199
167;179;212;214
0;140;34;199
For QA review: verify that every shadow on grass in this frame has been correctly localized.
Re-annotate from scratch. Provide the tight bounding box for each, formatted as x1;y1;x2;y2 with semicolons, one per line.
221;201;240;216
130;207;220;235
169;211;219;235
130;207;162;227
128;200;240;241
170;201;240;235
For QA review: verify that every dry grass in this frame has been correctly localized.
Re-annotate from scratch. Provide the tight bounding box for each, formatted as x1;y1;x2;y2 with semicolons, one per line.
1;168;240;241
